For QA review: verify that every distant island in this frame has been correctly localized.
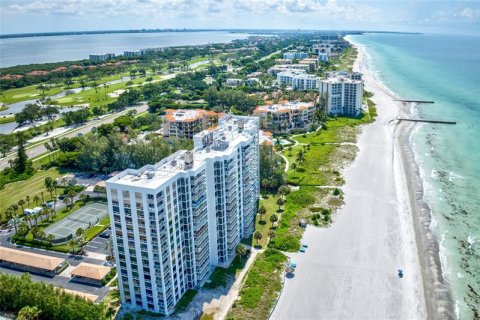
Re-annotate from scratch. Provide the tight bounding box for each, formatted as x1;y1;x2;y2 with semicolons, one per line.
0;28;420;39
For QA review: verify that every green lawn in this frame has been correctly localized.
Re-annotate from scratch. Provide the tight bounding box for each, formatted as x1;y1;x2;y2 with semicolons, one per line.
0;167;71;217
0;85;65;104
0;116;15;124
227;249;287;320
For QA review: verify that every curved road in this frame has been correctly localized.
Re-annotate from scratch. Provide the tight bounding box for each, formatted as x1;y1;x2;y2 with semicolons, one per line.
0;104;148;170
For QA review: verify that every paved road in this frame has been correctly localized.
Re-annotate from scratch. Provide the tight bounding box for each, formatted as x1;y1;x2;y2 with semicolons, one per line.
0;266;110;301
0;104;148;170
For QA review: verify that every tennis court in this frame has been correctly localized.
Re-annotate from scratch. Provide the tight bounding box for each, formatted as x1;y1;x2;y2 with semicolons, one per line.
44;203;108;241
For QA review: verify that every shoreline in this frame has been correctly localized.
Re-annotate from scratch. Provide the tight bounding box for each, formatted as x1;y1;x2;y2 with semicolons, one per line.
271;39;425;319
351;38;456;318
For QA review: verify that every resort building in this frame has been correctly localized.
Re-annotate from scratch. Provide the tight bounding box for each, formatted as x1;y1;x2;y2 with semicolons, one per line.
277;71;320;91
319;75;364;116
292;74;320;90
317;52;329;62
106;116;260;315
163;109;221;139
124;50;142;57
253;101;315;132
299;58;318;71
70;262;112;286
283;52;309;59
225;78;243;87
268;64;309;76
325;71;362;80
89;53;116;61
0;247;68;277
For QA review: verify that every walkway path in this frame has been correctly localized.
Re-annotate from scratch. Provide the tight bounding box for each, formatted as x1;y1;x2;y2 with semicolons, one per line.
203;248;261;319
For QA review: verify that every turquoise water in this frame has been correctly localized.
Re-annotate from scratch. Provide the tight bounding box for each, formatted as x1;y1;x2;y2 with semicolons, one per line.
350;33;480;319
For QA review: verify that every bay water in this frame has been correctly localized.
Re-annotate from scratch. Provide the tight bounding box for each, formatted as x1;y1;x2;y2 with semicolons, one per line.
0;31;251;67
349;33;480;319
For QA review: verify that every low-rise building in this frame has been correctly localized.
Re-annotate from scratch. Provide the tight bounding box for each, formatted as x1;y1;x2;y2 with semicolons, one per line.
277;71;320;90
163;109;221;139
0;247;68;276
253;101;316;132
292;74;320;90
299;58;318;71
246;78;260;85
268;64;310;76
225;78;243;87
317;52;329;62
124;50;142;57
89;53;116;62
70;262;112;286
283;52;309;60
319;75;363;116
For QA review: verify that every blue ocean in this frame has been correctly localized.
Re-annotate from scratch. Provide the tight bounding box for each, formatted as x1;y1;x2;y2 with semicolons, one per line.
349;33;480;319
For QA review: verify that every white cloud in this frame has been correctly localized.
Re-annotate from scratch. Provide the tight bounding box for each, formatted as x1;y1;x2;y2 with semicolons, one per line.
6;0;379;21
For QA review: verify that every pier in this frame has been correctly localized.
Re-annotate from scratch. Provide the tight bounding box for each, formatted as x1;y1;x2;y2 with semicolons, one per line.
395;99;435;104
397;118;456;125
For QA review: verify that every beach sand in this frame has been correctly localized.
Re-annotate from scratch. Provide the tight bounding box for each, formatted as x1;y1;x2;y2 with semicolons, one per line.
270;44;427;319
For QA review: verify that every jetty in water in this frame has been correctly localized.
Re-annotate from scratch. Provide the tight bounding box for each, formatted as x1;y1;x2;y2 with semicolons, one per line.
397;118;456;125
395;99;435;104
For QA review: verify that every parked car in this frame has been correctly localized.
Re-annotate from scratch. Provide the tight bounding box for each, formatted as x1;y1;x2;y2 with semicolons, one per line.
99;231;110;239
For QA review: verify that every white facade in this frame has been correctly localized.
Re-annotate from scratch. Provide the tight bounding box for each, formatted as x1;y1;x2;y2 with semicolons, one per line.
292;74;320;90
283;52;309;59
325;71;362;81
124;50;142;57
89;53;115;61
319;77;363;116
317;52;329;62
277;71;320;91
106;116;259;315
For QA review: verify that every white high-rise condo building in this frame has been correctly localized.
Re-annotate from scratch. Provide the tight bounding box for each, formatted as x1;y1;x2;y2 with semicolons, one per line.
319;76;364;116
106;116;260;315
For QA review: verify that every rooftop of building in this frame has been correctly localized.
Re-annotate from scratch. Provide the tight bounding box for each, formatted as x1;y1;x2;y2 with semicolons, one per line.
164;109;220;123
107;116;258;189
320;76;363;84
0;247;65;271
70;262;111;280
253;101;314;114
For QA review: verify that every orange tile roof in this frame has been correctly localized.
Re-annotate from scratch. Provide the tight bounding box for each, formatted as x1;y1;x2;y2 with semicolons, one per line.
70;262;111;280
0;247;65;271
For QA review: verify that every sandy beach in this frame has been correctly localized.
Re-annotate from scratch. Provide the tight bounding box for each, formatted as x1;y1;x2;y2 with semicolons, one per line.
271;43;428;319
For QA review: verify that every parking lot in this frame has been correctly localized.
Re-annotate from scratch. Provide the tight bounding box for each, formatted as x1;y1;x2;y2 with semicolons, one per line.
84;230;110;255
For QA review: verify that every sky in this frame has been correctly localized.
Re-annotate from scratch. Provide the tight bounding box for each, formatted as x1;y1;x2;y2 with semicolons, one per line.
1;0;479;35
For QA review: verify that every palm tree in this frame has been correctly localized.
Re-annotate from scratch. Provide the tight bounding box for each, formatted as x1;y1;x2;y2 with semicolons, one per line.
68;239;76;253
291;162;298;172
268;230;276;241
40;191;45;204
235;244;247;263
261;179;269;192
11;204;18;217
18;222;29;236
18;199;25;214
63;197;71;209
270;213;278;228
253;230;262;248
44;176;53;188
68;190;75;207
33;195;40;206
26;196;30;208
296;150;305;163
76;227;85;244
46;234;55;243
276;197;285;211
47;185;55;200
258;205;267;223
